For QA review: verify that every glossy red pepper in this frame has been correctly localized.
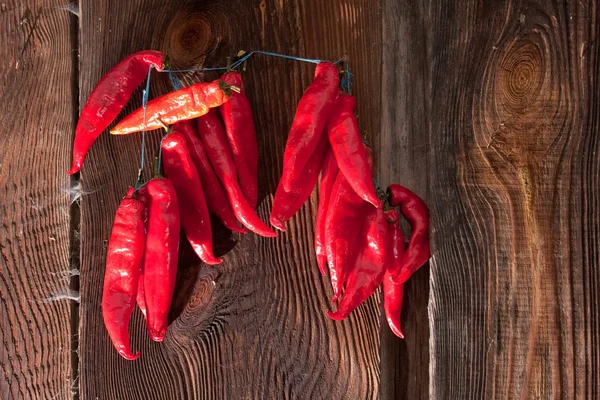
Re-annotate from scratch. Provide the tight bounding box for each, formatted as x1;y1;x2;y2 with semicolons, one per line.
196;110;276;237
270;132;329;232
162;131;222;265
102;187;145;360
383;208;405;338
328;205;389;320
280;62;339;192
68;50;165;174
139;178;180;341
176;120;245;233
327;93;381;208
111;80;235;135
220;71;259;208
314;147;339;275
388;184;430;284
135;187;151;319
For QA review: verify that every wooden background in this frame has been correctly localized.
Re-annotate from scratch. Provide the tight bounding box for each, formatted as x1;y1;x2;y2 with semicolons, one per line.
1;0;598;399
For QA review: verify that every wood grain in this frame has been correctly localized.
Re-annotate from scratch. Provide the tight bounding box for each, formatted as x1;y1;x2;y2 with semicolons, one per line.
0;1;75;399
428;0;599;398
78;1;390;399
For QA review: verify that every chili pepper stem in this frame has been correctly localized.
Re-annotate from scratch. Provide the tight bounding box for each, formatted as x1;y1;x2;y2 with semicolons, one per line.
218;80;241;96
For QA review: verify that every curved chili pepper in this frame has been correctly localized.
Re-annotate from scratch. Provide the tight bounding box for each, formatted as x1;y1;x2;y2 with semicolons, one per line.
314;147;339;275
196;110;276;237
270;132;329;232
68;50;165;174
383;208;405;338
220;71;259;208
162;131;221;265
139;178;180;341
328;205;389;320
102;187;145;360
111;80;235;135
387;184;430;284
281;62;339;192
327;93;381;208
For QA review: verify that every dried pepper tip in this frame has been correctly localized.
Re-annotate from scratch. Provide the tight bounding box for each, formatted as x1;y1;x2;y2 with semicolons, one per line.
118;349;141;361
218;80;241;97
148;328;166;342
327;309;347;321
269;215;286;232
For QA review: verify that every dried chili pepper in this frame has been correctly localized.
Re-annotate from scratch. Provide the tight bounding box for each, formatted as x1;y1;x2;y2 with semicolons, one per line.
102;187;145;360
68;50;165;174
314;147;339;275
280;62;339;192
270;131;329;232
176;120;245;233
196;109;276;237
110;80;237;135
387;184;430;284
327;93;381;208
139;178;180;341
382;208;405;338
220;71;259;208
162;131;222;265
328;205;388;320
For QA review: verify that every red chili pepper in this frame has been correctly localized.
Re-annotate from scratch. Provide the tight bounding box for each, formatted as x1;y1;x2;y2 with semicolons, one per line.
382;208;405;338
176;120;245;233
327;93;381;208
68;50;165;174
387;184;430;284
102;187;145;360
196;109;276;237
314;147;339;275
110;80;236;135
135;187;151;319
280;62;339;192
328;205;388;320
270;131;329;232
162;131;222;265
139;178;180;341
219;72;259;208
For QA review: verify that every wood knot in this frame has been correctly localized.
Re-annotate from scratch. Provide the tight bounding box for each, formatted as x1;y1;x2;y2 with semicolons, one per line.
496;39;545;114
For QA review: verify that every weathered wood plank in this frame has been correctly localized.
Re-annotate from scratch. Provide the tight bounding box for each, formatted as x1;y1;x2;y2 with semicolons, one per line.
78;1;389;399
428;0;599;398
0;1;75;399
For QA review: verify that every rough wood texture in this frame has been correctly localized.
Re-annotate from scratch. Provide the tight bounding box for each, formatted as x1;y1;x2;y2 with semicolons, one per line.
428;0;599;398
0;1;75;399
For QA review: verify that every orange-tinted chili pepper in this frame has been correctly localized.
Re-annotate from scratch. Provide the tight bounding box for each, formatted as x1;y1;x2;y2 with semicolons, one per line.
139;178;180;341
68;50;165;174
327;93;381;208
220;71;259;208
280;62;339;192
270;132;329;232
176;120;245;233
328;205;388;320
102;187;145;360
314;147;339;275
382;208;405;338
162;131;221;265
387;184;430;284
196;109;276;237
110;80;235;135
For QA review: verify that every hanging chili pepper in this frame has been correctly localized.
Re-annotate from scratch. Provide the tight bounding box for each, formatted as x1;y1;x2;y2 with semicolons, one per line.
327;93;381;208
382;208;405;338
175;120;246;233
270;132;329;232
110;80;237;135
328;205;389;320
162;131;222;265
68;50;165;174
387;184;430;284
139;178;180;341
219;71;259;208
280;62;339;192
102;187;145;360
196;109;276;237
314;147;339;275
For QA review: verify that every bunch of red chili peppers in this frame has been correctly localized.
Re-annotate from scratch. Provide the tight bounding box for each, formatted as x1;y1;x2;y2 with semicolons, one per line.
69;50;430;360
